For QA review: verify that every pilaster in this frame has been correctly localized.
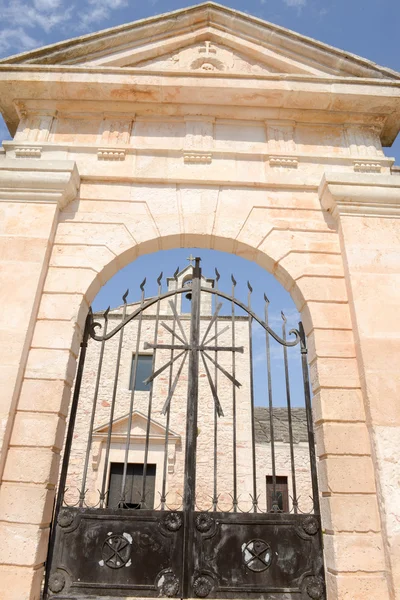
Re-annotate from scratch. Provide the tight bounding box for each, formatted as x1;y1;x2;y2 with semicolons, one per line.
0;159;80;481
319;172;400;599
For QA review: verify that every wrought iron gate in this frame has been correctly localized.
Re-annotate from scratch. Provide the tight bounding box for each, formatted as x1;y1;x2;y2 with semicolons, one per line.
44;258;325;600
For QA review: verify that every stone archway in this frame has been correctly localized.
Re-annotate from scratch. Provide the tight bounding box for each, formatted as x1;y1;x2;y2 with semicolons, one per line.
0;4;399;598
0;181;387;599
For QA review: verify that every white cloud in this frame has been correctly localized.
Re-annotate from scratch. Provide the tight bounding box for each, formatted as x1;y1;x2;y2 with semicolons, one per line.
33;0;62;10
1;0;70;34
78;0;128;32
283;0;307;7
0;0;130;57
0;26;40;54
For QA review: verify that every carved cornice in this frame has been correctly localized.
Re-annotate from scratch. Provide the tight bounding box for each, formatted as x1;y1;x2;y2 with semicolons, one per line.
0;159;80;209
319;172;400;219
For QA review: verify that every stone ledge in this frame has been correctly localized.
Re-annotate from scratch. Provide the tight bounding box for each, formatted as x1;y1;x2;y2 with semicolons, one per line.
0;159;80;209
319;171;400;218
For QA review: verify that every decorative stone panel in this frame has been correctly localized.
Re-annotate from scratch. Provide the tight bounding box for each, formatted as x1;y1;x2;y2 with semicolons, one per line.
98;117;133;146
266;120;296;154
184;117;214;164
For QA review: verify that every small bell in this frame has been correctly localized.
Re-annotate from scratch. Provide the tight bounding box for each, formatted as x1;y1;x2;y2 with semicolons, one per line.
184;279;193;301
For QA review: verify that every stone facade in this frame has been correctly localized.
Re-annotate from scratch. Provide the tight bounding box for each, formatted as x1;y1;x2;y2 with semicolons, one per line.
0;3;400;599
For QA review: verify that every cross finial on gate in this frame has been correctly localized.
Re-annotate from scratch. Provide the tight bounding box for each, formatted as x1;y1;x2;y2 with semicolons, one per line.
187;254;196;266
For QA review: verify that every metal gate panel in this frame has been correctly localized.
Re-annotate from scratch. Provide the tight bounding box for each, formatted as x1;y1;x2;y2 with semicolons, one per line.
48;509;184;598
44;257;326;600
190;512;324;599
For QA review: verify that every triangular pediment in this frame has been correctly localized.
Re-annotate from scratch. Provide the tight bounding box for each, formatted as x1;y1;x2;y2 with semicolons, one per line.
93;410;180;442
123;40;283;76
1;3;399;81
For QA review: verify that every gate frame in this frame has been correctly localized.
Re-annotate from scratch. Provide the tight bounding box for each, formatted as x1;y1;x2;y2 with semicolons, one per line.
43;257;326;600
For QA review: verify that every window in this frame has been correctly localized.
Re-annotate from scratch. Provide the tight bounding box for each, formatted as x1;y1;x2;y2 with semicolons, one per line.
107;463;156;509
266;475;289;512
129;354;153;391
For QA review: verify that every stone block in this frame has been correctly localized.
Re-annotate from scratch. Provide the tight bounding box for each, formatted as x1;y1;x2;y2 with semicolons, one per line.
258;229;340;266
321;495;381;533
0;522;49;566
25;348;77;385
0;483;55;525
0;201;55;237
79;181;131;201
50;242;116;274
360;337;400;427
0;565;44;600
310;357;360;392
10;412;66;451
31;319;82;357
276;253;345;293
315;422;370;456
0;235;48;263
307;328;356;361
318;456;376;494
18;379;71;416
3;447;60;485
0;329;27;367
292;275;347;309
38;292;88;325
301;301;352;335
44;266;101;299
323;532;386;572
55;221;136;257
312;388;366;423
326;571;389;600
0;261;42;331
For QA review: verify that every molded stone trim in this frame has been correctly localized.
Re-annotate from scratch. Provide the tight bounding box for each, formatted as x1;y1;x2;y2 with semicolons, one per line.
15;147;42;159
97;148;126;161
183;151;213;164
0;159;80;209
319;172;400;218
269;156;298;168
353;160;382;173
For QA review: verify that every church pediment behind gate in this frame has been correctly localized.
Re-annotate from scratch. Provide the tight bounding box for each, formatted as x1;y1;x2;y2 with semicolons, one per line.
93;410;181;444
91;411;180;472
